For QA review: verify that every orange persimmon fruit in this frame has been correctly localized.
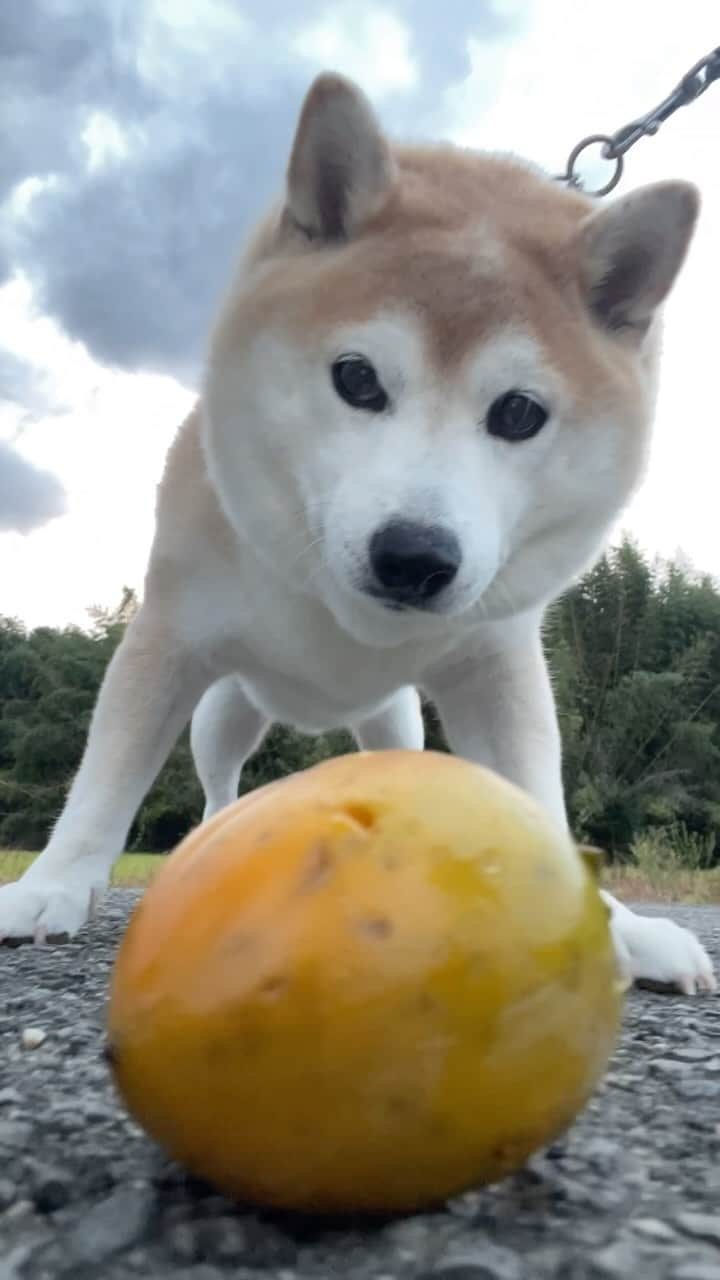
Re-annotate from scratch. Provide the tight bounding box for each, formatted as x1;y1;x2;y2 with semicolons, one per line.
106;750;624;1214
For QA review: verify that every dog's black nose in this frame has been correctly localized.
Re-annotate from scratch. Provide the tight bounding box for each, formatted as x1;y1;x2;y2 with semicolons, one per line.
368;520;461;607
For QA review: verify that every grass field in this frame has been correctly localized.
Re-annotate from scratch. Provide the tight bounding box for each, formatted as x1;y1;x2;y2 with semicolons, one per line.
0;851;160;888
603;864;720;905
2;848;720;902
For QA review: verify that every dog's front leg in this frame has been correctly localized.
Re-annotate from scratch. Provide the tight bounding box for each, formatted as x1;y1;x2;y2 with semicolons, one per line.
426;626;567;828
426;624;716;995
0;610;210;943
351;687;425;752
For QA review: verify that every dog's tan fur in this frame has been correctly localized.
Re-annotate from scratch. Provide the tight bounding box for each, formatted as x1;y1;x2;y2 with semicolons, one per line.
215;147;648;399
164;141;646;571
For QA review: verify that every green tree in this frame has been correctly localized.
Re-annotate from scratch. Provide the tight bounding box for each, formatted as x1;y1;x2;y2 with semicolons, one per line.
3;543;720;862
548;537;720;857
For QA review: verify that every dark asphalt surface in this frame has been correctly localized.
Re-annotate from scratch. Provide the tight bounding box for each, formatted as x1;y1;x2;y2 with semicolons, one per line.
1;893;719;1280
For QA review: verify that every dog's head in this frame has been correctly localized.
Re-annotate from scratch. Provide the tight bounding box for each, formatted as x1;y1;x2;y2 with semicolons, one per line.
203;73;698;648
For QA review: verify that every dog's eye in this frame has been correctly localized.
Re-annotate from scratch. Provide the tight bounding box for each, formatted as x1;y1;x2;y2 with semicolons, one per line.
331;354;388;412
486;392;548;442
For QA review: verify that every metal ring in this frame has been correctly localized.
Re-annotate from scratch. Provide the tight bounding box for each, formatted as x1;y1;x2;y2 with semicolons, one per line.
565;133;624;197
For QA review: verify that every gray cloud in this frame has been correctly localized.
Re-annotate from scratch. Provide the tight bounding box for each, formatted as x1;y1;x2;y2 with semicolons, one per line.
2;0;527;389
0;438;66;534
0;2;155;204
0;350;66;417
0;353;67;530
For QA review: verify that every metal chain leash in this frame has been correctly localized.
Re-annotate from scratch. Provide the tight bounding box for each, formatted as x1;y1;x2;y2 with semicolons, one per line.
556;45;720;197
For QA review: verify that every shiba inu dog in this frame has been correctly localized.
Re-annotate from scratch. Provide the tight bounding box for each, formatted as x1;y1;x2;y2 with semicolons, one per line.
0;73;715;994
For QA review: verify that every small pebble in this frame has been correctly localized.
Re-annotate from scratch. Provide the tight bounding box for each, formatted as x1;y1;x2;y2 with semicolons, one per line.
670;1265;720;1280
429;1243;524;1280
650;1058;693;1076
63;1186;153;1264
0;1177;17;1209
631;1217;677;1242
20;1028;47;1050
674;1212;720;1246
25;1161;74;1213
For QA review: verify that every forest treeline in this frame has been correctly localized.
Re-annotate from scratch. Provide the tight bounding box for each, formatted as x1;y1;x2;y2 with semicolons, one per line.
2;538;719;864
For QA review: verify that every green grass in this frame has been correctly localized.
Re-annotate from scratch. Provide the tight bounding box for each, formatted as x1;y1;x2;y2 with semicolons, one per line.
0;850;160;888
603;822;720;904
604;864;720;904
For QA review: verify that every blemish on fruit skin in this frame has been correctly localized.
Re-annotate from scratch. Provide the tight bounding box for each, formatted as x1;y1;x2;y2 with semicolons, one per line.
355;916;394;940
343;803;376;830
297;842;334;893
222;929;258;956
209;1025;266;1061
386;1095;414;1117
490;1132;541;1169
417;992;438;1014
257;974;289;1000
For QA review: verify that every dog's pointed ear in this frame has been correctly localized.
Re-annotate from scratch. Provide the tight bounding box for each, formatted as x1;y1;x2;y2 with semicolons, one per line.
285;73;396;242
580;180;700;332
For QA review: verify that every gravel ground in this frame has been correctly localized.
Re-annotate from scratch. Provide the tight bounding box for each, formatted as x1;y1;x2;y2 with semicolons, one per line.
1;893;719;1280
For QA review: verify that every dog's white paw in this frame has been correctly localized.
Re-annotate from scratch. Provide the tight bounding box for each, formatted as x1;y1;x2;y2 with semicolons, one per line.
613;910;717;995
0;875;102;944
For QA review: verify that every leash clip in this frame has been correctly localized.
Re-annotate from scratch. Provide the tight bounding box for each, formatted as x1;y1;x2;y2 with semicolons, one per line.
556;45;720;197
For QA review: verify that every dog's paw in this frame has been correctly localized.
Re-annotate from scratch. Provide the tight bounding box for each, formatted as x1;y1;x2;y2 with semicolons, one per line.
0;875;101;945
615;911;717;995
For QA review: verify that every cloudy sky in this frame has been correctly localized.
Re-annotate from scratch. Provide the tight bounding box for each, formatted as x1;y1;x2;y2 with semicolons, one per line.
1;0;718;628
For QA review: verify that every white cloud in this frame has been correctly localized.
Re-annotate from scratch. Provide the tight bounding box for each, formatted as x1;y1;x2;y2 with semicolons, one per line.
293;5;418;100
0;278;192;625
0;275;98;408
82;112;132;172
135;0;254;96
5;176;58;221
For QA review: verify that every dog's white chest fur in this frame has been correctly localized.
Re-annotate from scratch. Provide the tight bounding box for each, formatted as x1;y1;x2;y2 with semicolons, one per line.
172;546;453;729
